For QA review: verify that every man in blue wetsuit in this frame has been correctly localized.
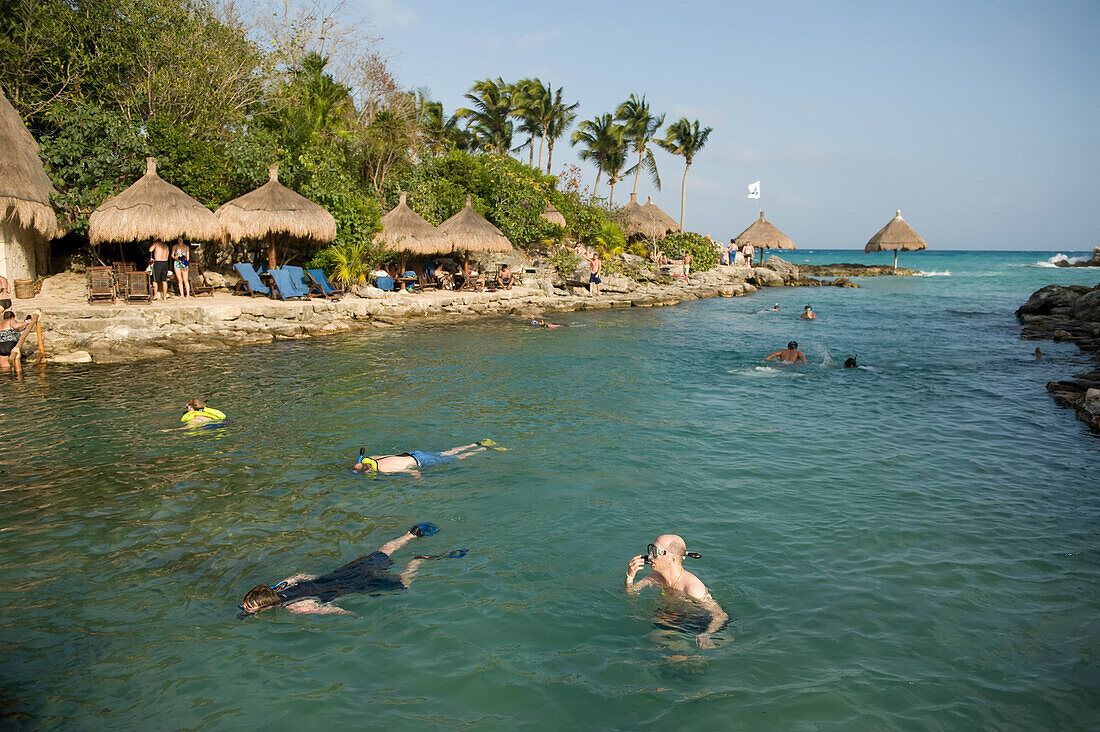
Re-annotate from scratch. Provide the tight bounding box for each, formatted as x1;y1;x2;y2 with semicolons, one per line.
239;523;465;616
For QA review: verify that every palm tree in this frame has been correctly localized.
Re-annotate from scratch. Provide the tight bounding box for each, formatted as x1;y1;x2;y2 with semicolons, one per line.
416;92;462;157
657;117;713;230
615;93;664;197
280;52;354;146
544;87;578;174
602;131;628;208
455;77;514;154
510;78;547;167
571;113;619;197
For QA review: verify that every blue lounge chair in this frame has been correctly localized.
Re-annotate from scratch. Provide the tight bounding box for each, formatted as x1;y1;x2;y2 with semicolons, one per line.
283;265;312;293
375;275;394;292
268;268;310;300
305;269;345;297
234;263;270;297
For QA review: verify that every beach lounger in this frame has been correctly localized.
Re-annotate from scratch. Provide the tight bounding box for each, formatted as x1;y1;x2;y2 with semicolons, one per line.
125;271;152;302
283;266;313;294
268;268;310;300
374;275;394;292
234;263;270;297
188;266;214;297
87;266;116;304
305;269;345;297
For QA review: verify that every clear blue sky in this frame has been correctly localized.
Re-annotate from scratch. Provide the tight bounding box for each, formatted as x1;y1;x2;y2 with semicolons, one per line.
352;0;1097;250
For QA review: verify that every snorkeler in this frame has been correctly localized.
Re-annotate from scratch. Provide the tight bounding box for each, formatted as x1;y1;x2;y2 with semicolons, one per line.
625;534;729;649
763;341;808;364
530;318;564;328
759;303;780;313
801;305;817;320
238;523;467;617
844;356;858;368
353;440;506;476
181;398;226;426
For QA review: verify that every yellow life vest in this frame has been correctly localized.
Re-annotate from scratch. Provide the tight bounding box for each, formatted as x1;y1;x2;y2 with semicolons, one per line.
181;407;226;423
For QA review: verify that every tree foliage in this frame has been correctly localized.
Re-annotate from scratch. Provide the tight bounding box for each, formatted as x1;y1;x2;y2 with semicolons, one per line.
660;231;718;271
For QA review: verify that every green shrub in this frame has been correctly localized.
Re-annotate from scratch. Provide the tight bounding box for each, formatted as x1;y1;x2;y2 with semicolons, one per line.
660;231;717;270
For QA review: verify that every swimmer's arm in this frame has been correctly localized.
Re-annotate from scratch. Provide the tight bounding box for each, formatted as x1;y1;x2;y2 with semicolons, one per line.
284;598;352;616
690;588;728;649
796;352;808;364
279;573;317;586
763;350;782;362
625;556;655;592
378;531;416;557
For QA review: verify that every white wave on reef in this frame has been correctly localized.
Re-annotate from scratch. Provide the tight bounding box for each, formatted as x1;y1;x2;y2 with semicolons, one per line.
729;366;804;378
1033;253;1094;268
915;270;951;276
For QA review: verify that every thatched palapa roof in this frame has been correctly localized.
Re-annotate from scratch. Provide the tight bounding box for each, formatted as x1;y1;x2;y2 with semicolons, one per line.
89;158;220;245
540;202;566;227
864;210;927;253
642;196;680;235
375;192;450;255
620;193;673;239
215;165;335;244
0;86;58;239
734;211;796;250
439;195;513;253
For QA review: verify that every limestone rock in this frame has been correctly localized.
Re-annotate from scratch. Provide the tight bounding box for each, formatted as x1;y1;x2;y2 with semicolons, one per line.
51;350;92;364
601;275;637;294
1015;284;1091;318
1072;289;1100;322
749;267;785;288
204;270;233;289
832;277;858;288
763;256;799;281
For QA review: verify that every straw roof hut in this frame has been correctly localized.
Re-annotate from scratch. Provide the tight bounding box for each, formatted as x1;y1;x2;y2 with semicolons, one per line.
439;195;513;270
215;165;335;268
864;209;927;268
89;157;221;247
0;86;59;281
642;196;680;235
620;193;671;239
734;211;795;264
540;201;566;228
375;192;450;259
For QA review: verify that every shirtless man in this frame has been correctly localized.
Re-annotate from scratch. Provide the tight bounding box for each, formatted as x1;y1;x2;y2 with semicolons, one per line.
238;523;466;617
352;440;504;476
801;305;817;320
763;340;808;364
579;249;601;296
625;534;728;649
149;239;171;301
682;251;693;277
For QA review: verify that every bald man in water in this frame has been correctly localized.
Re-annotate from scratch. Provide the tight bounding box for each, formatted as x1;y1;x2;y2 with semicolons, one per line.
625;533;728;649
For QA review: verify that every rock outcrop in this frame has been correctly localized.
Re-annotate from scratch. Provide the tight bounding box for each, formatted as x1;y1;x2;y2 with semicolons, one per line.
1017;282;1100;431
1053;247;1100;268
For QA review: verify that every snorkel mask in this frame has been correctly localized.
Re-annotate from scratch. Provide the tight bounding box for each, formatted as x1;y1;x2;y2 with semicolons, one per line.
643;543;702;564
353;448;379;473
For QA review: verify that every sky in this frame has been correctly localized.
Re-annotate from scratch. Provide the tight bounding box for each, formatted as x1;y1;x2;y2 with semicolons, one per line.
348;0;1097;250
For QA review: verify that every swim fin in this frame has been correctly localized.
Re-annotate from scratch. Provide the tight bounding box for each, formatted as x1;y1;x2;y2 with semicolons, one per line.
477;439;508;451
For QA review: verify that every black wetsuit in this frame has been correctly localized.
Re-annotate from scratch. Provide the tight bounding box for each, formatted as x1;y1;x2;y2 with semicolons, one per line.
276;551;406;605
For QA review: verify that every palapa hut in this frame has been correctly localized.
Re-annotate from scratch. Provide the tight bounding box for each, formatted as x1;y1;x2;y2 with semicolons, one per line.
734;211;795;265
438;194;513;271
864;209;927;268
89;158;221;257
540;202;566;228
215;165;335;269
619;193;672;240
641;196;681;235
0;86;58;283
375;192;451;272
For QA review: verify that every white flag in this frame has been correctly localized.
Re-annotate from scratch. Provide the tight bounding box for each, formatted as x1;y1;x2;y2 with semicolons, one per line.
747;181;761;199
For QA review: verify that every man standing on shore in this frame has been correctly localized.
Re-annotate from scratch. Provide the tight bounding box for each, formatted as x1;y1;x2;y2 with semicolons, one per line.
149;239;170;301
580;248;601;296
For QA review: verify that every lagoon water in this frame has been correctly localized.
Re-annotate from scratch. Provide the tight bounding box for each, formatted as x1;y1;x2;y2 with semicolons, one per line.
2;251;1098;729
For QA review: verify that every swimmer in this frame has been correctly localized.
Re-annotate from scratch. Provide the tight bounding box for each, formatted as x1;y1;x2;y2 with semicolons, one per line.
181;398;226;426
759;303;780;313
1034;347;1044;359
353;440;506;476
625;534;728;649
238;523;467;617
763;341;807;364
844;356;858;368
530;318;563;328
801;305;817;320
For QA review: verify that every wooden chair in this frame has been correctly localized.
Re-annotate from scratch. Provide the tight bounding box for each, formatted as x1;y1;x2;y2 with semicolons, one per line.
189;266;215;297
125;271;152;302
87;266;116;304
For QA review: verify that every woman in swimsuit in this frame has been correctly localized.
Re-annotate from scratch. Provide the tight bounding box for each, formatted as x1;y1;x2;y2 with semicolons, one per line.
0;310;32;372
172;239;191;298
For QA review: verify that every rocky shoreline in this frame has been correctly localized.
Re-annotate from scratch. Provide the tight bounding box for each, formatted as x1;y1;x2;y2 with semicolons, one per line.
8;256;888;366
1016;282;1100;430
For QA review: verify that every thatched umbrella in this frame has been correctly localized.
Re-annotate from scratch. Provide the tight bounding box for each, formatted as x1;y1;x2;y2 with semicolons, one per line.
540;201;566;228
215;165;335;269
642;196;680;235
734;211;795;265
89;158;221;253
0;86;58;281
438;194;513;272
864;209;927;269
375;192;450;272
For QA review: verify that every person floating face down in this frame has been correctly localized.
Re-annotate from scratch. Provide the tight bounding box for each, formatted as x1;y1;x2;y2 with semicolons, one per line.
763;341;808;364
352;440;505;477
239;523;467;617
625;534;729;649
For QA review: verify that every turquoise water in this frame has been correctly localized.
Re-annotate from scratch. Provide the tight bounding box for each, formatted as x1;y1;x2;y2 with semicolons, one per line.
2;251;1098;729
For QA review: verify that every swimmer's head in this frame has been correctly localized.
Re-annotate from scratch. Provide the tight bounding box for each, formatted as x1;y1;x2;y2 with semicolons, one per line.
650;534;687;567
788;341;798;350
186;398;205;412
240;585;281;615
353;456;379;474
2;310;14;320
844;357;858;368
804;305;813;311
